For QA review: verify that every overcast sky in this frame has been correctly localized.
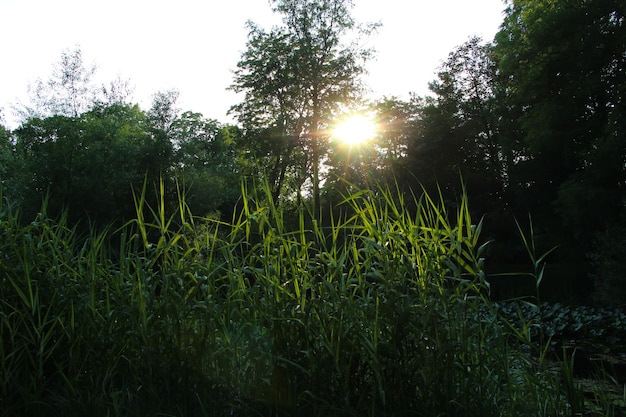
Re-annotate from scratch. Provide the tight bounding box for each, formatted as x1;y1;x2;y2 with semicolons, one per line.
0;0;506;128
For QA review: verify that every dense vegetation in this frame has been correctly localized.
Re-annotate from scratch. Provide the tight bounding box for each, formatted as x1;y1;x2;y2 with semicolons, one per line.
1;0;625;415
2;0;624;304
1;183;621;416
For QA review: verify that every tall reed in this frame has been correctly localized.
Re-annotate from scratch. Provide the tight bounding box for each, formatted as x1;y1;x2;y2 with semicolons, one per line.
0;181;596;416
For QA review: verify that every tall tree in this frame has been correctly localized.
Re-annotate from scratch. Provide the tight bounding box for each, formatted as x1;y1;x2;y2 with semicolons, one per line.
493;0;626;300
495;0;626;238
230;0;376;212
145;90;179;181
97;75;135;108
15;46;133;121
370;96;421;189
405;37;505;212
17;47;97;119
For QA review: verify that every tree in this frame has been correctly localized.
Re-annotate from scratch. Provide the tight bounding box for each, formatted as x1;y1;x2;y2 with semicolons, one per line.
0;112;18;199
148;90;180;134
14;104;163;225
17;47;97;119
98;75;135;108
404;37;505;213
371;97;420;184
495;0;626;229
145;90;179;180
493;0;626;299
170;111;242;215
16;46;133;121
230;0;377;213
236;122;310;204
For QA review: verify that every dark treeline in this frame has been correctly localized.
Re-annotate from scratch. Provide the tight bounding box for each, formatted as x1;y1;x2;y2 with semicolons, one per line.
1;0;625;305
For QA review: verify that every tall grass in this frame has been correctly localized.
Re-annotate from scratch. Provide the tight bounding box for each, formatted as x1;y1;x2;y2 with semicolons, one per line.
0;182;598;416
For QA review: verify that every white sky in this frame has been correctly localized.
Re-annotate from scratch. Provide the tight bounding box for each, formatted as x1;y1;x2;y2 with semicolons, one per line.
0;0;505;128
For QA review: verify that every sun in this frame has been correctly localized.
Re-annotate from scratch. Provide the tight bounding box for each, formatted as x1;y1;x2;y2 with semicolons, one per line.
332;113;378;146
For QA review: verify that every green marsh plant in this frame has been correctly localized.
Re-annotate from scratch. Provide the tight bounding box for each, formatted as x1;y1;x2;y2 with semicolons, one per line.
0;181;604;416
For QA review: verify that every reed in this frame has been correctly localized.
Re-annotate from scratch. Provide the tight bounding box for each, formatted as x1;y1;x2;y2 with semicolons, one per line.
0;181;610;416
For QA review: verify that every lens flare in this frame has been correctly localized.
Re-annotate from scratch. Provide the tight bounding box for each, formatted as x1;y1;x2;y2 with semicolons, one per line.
332;113;377;145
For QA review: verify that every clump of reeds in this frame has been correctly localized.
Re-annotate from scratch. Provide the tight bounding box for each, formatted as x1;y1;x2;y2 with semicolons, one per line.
0;182;599;416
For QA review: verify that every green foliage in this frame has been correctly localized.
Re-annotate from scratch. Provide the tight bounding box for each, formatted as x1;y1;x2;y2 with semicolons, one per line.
13;104;168;225
4;1;626;410
230;0;377;210
494;301;626;351
170;111;246;215
0;181;607;417
491;298;626;415
494;0;626;244
588;223;626;307
0;122;17;198
387;1;626;304
404;37;506;214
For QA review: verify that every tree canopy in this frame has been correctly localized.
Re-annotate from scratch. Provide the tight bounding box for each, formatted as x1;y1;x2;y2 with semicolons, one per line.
495;0;626;236
230;0;377;212
16;47;133;121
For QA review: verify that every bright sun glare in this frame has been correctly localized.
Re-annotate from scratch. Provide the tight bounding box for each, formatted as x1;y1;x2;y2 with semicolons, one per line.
332;113;377;146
